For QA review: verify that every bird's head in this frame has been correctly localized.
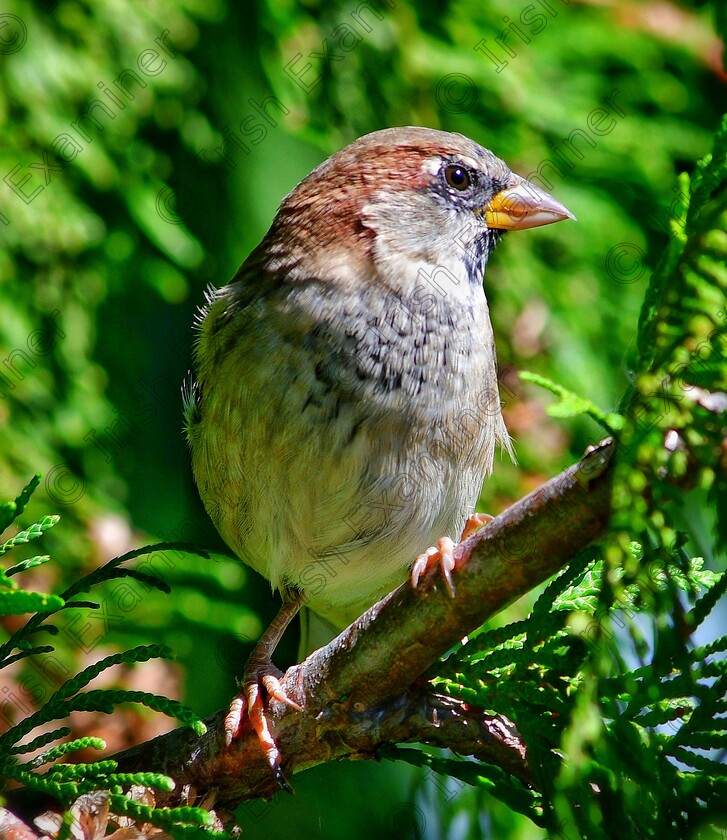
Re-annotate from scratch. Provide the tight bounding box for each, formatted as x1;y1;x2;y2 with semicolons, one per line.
260;126;575;295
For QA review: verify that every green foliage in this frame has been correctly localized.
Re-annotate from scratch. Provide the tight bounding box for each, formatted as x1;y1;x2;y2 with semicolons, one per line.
0;477;221;839
614;112;727;548
0;0;219;545
391;550;726;837
413;116;727;838
0;477;65;620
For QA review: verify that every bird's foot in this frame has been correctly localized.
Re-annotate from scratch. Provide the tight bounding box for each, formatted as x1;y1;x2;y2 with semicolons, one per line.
223;597;304;789
459;511;494;540
224;660;303;789
410;512;494;597
411;537;457;596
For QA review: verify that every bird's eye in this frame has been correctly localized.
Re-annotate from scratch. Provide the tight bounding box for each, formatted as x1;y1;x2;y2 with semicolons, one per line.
444;165;472;191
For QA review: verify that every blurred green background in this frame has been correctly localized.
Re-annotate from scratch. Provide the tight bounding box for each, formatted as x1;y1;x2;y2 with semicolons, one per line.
0;0;724;836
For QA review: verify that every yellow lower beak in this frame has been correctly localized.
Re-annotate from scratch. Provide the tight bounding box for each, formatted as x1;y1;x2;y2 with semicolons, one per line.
484;176;576;230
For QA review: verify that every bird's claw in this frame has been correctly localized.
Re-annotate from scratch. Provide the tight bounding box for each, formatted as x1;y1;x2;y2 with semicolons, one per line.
411;537;457;597
410;513;494;597
460;512;494;540
224;665;303;776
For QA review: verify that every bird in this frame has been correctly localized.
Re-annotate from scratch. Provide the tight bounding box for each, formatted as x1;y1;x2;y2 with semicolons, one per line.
185;126;574;776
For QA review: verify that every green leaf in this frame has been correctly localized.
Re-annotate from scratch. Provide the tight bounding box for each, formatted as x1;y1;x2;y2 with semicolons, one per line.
7;727;72;756
23;737;106;768
0;475;42;533
49;645;175;704
688;571;727;630
0;645;55;669
0;516;60;556
5;555;51;576
108;795;214;828
0;590;65;616
381;746;542;824
519;371;625;433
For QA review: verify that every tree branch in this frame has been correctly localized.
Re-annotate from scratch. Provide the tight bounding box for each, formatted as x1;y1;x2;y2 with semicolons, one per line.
5;438;615;821
113;438;615;808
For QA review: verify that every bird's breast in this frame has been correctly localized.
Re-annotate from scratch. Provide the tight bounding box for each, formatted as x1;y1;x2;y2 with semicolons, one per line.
189;276;503;623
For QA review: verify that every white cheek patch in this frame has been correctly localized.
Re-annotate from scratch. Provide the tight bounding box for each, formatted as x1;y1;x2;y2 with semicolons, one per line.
421;158;441;178
363;186;486;298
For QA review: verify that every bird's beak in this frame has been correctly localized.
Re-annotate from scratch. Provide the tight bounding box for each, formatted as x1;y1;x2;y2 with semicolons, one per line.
484;175;576;230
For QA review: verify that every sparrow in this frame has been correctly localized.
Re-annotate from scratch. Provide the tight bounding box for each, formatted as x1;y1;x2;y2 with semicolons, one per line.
185;126;574;774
